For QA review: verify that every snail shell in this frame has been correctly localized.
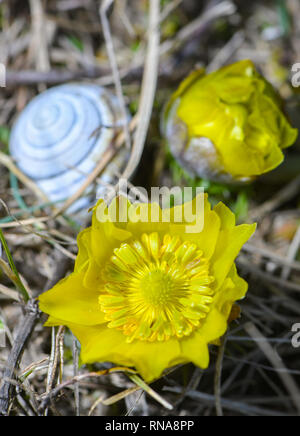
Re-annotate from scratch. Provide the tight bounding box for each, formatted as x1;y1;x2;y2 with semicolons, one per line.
10;84;129;212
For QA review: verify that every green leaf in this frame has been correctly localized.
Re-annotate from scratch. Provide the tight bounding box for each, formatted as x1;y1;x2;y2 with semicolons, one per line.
233;190;249;221
0;126;10;152
68;35;84;52
277;0;291;35
0;228;30;302
130;40;141;53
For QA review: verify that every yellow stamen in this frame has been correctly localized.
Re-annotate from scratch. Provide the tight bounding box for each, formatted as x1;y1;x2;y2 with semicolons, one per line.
99;233;215;343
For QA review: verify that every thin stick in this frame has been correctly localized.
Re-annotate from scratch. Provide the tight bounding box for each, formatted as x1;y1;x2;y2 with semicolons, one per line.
0;284;20;302
88;394;106;416
103;387;141;407
207;30;245;72
160;0;183;23
100;0;131;151
39;367;137;413
129;374;173;411
5;67;109;85
214;335;226;416
0;300;40;416
44;327;56;416
0;151;49;202
238;255;300;293
120;0;161;182
28;0;50;73
72;335;80;417
160;1;236;56
173;367;203;409
45;326;66;415
164;387;291;416
250;175;300;221
47;327;65;394
243;243;300;272
281;226;300;280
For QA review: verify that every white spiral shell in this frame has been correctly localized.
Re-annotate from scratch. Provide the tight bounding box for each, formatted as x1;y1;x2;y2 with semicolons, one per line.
10;83;129;212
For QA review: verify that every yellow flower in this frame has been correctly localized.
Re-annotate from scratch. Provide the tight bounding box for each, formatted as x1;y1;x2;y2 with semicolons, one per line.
163;60;298;183
39;195;256;382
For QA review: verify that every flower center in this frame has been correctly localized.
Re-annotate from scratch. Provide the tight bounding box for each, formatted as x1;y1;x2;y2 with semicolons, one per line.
99;233;215;343
140;270;174;305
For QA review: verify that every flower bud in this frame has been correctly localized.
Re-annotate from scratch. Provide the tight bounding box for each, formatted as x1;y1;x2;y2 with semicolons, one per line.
163;60;298;183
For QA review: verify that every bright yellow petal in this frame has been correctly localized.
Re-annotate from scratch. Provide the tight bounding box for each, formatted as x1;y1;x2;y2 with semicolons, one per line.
172;68;206;100
91;200;132;265
198;308;228;344
169;194;221;259
81;200;133;288
74;228;90;273
179;332;210;369
70;323;182;382
215;264;248;320
181;307;229;360
163;68;206;131
181;252;250;360
44;316;67;327
128;339;182;382
220;138;268;177
211;220;256;291
213;202;236;230
127;202;170;236
214;59;256;79
39;271;105;326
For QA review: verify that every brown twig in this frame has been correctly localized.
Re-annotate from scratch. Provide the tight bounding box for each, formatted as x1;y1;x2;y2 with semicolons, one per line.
0;152;49;203
249;175;300;221
159;0;236;56
281;226;300;280
28;0;50;73
238;255;300;293
207;30;245;72
164;386;292;416
214;335;226;417
5;1;236;88
120;0;161;182
5;67;110;86
243;243;300;272
38;367;137;413
0;299;41;416
100;0;132;151
160;0;183;23
72;335;80;416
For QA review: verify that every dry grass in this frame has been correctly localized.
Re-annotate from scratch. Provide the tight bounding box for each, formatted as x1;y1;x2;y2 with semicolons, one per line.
0;0;300;416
